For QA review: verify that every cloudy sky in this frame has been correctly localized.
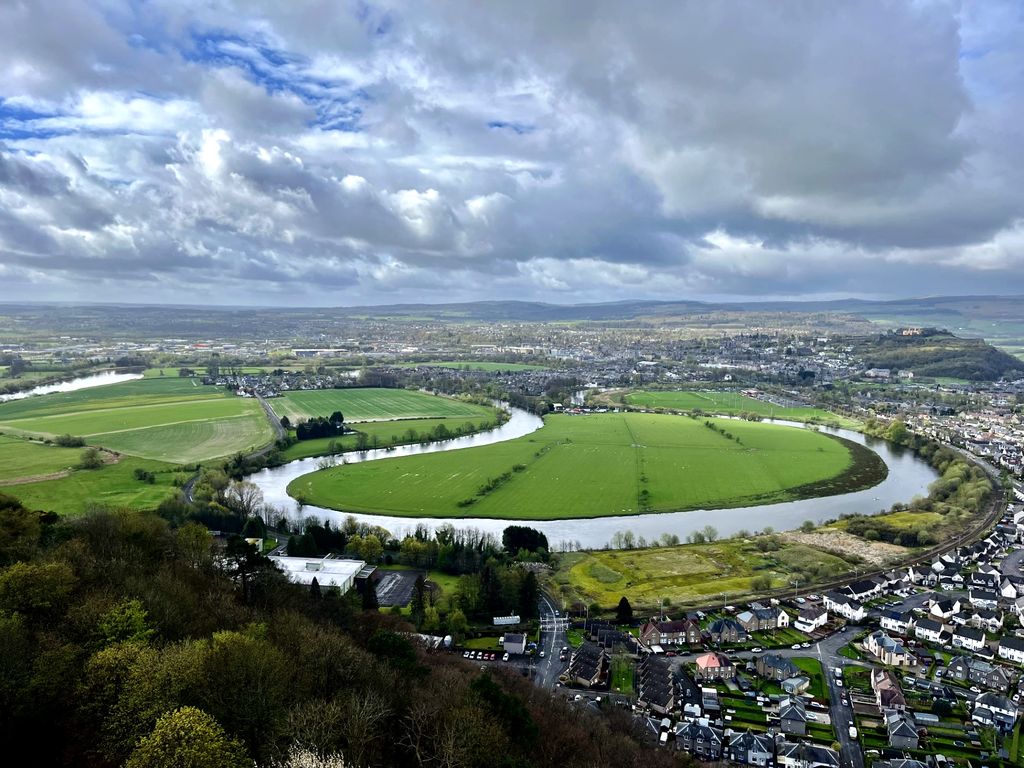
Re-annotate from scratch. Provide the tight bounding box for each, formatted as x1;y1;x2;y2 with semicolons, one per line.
1;1;1022;307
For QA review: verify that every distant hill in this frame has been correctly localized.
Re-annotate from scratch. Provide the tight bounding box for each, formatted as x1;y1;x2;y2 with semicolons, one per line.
854;329;1024;381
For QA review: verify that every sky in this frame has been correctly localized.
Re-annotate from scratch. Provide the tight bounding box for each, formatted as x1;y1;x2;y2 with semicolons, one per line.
0;0;1022;307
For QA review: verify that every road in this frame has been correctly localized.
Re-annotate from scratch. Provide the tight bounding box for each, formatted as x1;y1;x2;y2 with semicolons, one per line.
535;592;568;688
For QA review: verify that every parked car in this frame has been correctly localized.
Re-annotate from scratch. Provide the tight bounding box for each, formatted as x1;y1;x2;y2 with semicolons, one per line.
791;643;802;650
502;652;510;662
751;647;763;653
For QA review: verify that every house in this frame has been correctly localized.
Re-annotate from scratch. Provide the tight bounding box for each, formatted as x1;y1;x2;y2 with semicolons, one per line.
728;730;774;766
503;633;527;655
567;642;606;688
998;635;1024;664
969;589;1001;611
675;720;723;760
914;617;945;644
779;696;808;736
757;653;800;681
845;579;882;601
972;692;1019;731
866;630;912;666
880;610;915;635
822;592;865;622
694;651;734;681
776;741;840;768
946;656;1012;691
952;626;986;653
782;676;811;696
794;606;827;633
636;655;676;714
930;597;962;620
873;761;928;768
886;710;919;750
707;618;746;645
872;668;907;712
639;618;702;647
969;609;1004;633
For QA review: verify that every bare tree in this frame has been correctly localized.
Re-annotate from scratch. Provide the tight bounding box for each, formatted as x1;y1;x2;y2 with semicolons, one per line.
224;480;264;518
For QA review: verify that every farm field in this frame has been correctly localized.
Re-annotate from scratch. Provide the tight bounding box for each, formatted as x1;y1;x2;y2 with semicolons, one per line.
552;538;860;609
290;412;877;520
0;377;273;464
280;414;500;461
623;390;855;426
270;387;494;423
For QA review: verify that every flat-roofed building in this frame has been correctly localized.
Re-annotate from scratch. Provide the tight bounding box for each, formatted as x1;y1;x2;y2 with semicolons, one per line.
268;555;366;593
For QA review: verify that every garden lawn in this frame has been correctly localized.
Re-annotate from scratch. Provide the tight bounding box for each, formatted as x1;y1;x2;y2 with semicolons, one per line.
791;657;828;700
270;388;492;423
291;412;867;520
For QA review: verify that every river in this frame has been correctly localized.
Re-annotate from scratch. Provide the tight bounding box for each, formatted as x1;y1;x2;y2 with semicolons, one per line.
0;370;144;403
247;406;939;550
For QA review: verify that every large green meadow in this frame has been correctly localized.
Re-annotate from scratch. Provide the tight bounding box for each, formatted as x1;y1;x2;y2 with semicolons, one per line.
0;377;272;464
290;412;864;520
624;389;855;425
270;387;493;423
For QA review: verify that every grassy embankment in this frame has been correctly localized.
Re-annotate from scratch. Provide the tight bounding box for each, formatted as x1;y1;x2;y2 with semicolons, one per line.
291;411;884;520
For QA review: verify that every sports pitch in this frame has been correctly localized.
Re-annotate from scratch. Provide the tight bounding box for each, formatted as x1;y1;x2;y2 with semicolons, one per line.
270;387;494;423
290;412;877;520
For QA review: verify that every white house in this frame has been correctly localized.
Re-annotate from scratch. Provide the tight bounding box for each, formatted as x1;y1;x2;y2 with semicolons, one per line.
930;597;962;620
952;626;986;653
823;592;866;622
880;611;915;635
914;618;945;644
795;606;828;633
998;635;1024;664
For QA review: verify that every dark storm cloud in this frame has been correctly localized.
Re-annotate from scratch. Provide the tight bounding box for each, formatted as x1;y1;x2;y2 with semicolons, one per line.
0;0;1022;304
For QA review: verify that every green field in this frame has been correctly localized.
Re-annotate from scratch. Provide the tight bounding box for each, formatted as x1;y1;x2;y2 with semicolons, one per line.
3;455;180;515
280;415;499;461
623;390;854;425
270;388;494;423
289;412;873;519
0;435;84;483
0;378;273;464
553;539;860;608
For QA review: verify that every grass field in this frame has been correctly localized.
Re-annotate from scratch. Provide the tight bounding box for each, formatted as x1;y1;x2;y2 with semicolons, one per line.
552;539;859;608
270;388;494;423
623;390;855;426
290;412;868;520
0;377;273;464
0;435;84;483
280;414;500;461
1;453;180;514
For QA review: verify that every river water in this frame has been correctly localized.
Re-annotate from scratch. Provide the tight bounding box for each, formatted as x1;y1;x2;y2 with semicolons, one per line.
0;370;144;403
248;407;939;550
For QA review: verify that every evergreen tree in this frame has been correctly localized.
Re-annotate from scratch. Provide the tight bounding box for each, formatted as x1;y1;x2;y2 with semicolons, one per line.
615;596;633;624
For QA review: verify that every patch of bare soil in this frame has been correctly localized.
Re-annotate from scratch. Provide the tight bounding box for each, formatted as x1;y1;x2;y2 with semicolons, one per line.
788;530;907;566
